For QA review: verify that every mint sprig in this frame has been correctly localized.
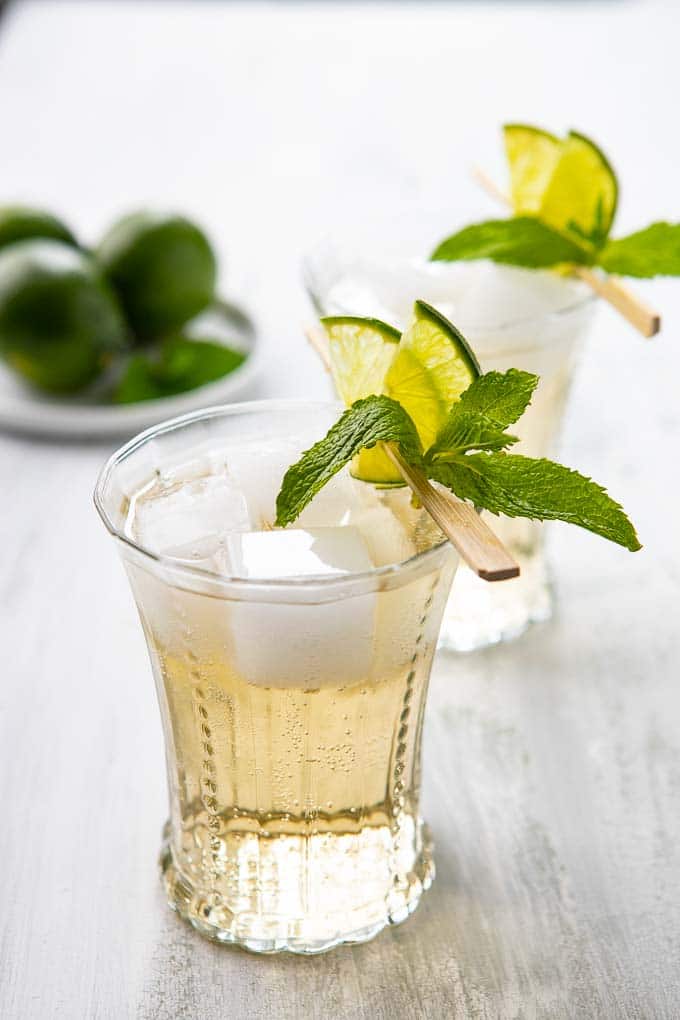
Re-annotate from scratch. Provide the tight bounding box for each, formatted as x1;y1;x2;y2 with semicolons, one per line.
275;372;641;552
432;219;680;278
431;124;680;278
275;395;422;527
428;455;639;549
428;368;537;455
431;218;593;269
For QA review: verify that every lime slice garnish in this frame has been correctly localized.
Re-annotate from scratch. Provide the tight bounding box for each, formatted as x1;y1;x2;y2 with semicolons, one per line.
504;125;618;250
347;445;405;485
386;301;481;450
321;314;403;484
321;303;480;483
322;315;400;403
503;123;561;215
538;131;618;248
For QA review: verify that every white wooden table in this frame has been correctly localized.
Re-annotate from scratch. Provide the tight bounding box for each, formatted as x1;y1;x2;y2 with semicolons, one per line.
1;2;679;1017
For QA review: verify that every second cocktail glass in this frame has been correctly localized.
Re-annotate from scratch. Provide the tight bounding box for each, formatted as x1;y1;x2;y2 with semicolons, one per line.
303;245;596;650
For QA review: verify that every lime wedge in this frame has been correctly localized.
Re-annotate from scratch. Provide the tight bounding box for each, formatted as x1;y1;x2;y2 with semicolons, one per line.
321;303;480;483
386;301;481;450
503;123;561;214
504;125;618;250
538;130;618;248
322;315;400;403
321;314;403;484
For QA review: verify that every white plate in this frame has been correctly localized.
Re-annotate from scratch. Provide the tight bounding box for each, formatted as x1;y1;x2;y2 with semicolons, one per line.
0;299;261;439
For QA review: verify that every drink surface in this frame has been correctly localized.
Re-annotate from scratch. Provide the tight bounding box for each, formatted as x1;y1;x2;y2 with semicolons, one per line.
123;414;455;950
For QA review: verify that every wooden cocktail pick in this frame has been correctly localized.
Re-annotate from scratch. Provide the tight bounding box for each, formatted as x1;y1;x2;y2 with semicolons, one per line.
305;325;520;582
472;166;661;338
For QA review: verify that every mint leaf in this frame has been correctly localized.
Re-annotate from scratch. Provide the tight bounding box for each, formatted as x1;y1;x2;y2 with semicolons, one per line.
275;395;422;527
446;369;539;427
598;222;680;277
114;337;245;403
429;453;641;551
428;369;538;456
430;217;593;268
275;319;639;553
430;416;518;456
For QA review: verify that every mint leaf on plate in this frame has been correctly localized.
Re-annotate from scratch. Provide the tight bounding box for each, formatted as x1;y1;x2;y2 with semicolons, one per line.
275;395;422;527
430;217;593;268
427;369;538;456
429;453;641;551
598;222;680;278
114;336;245;403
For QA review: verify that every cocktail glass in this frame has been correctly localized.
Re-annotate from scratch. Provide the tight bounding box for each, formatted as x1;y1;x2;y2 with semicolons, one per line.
303;243;596;651
94;400;458;954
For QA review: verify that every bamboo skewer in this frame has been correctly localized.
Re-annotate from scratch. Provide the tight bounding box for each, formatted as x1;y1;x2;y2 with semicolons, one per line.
471;166;661;338
305;324;520;583
471;166;511;208
571;268;660;337
382;447;520;582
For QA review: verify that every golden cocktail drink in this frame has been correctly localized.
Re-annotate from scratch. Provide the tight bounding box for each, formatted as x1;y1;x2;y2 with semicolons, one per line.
95;401;457;953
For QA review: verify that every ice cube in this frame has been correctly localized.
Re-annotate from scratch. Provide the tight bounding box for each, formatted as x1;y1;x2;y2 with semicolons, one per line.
350;504;416;567
325;257;589;341
130;473;250;554
295;468;381;530
326;276;398;325
222;438;309;529
223;527;376;688
218;527;372;578
326;256;468;328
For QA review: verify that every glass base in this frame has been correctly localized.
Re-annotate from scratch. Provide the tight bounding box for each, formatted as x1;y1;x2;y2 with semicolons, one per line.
159;818;435;955
438;552;553;653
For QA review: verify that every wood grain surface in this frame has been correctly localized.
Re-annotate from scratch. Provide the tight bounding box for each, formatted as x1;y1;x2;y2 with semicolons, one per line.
1;2;679;1018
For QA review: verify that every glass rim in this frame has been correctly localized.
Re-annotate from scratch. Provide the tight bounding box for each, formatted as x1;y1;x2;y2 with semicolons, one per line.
301;242;598;334
94;398;451;598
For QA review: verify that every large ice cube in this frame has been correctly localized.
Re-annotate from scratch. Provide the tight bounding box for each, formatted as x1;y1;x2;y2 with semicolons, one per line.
219;527;372;578
130;473;250;554
221;527;376;689
222;437;309;529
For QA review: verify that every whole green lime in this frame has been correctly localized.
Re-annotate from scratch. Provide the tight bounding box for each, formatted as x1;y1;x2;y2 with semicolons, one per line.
0;205;76;251
0;239;128;393
96;212;217;341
